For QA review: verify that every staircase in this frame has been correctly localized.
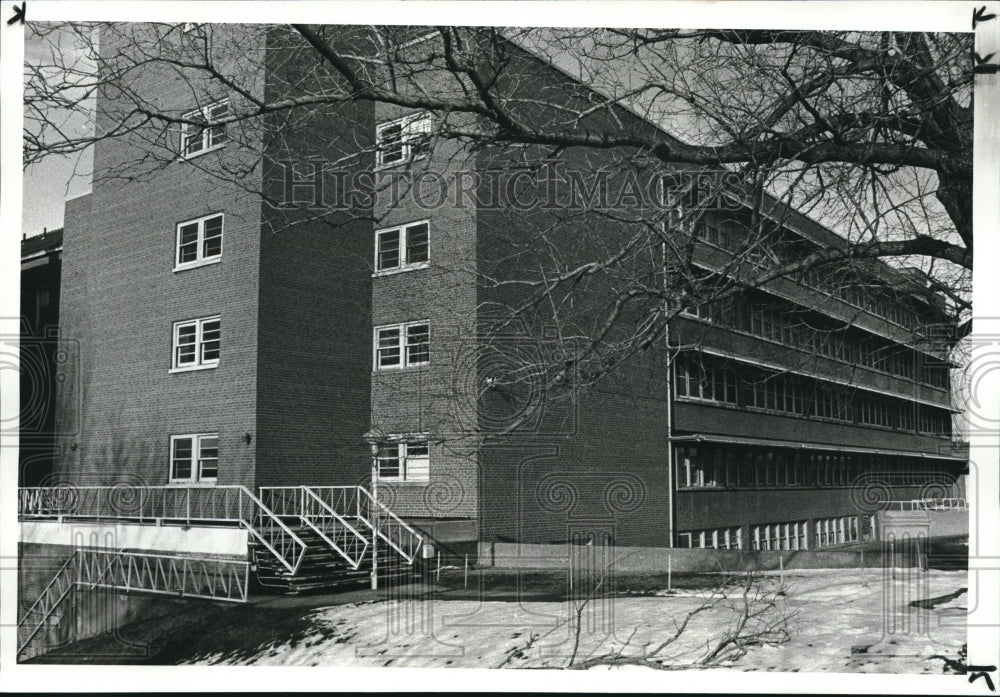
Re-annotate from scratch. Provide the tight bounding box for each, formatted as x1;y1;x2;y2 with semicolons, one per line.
17;483;428;659
251;525;417;593
254;486;425;594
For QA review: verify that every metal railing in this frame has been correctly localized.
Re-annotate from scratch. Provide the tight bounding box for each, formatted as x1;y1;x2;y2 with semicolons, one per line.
17;549;250;659
356;486;424;564
258;486;369;569
79;549;250;601
17;553;79;659
264;485;423;565
19;486;306;576
883;497;969;512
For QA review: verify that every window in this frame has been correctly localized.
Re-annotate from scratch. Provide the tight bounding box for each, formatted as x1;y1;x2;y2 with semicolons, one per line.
181;100;229;157
375;439;430;482
376;113;431;166
675;356;737;405
374;321;430;369
170;433;219;483
175;213;223;269
677;446;706;488
172;316;221;370
375;221;430;272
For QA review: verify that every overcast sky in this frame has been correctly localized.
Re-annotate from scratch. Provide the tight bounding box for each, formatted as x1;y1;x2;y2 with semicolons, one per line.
21;26;94;239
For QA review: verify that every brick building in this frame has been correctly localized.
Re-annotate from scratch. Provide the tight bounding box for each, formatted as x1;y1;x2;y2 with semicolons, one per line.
19;228;63;486
32;24;966;564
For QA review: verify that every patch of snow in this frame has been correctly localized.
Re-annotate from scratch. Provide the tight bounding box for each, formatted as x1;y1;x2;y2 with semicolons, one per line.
190;569;966;672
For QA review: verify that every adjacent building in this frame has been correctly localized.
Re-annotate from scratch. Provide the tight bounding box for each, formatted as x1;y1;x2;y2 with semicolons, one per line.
19;228;63;487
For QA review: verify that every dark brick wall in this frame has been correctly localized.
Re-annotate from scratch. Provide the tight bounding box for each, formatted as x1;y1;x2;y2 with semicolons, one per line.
368;97;481;519
253;29;374;488
53;25;266;488
675;485;934;531
478;383;672;547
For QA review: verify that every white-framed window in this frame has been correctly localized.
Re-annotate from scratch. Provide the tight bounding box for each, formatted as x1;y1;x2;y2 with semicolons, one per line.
375;438;430;482
376;113;431;166
175;213;224;269
181;100;229;158
374;321;430;370
169;433;219;483
375;221;430;273
172;316;221;371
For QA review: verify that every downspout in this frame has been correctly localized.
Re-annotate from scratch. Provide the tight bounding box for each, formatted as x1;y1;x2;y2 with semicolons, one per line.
662;241;675;548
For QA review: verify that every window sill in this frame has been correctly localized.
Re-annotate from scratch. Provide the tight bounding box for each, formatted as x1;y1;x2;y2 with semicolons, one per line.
166;481;219;487
374;154;429;171
169;363;219;374
375;480;430;486
179;143;226;162
373;364;429;374
373;262;430;278
173;257;222;273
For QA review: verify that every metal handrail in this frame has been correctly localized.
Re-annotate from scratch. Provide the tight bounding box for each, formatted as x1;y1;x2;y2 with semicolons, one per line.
18;486;306;576
258;486;370;570
79;550;250;602
301;487;369;569
237;487;306;575
17;549;250;659
356;486;424;564
16;552;80;657
883;497;969;512
304;486;423;565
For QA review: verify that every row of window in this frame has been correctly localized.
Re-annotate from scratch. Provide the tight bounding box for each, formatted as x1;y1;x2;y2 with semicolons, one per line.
674;354;952;436
677;527;743;550
674;444;955;490
811;516;862;548
173;213;436;277
687;212;923;331
683;290;947;389
174;107;435;273
168;432;430;484
169;315;436;373
179;99;433;168
678;516;868;551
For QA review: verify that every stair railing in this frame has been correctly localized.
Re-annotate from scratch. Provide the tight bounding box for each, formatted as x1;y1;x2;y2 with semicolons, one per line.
237;487;306;575
303;486;424;565
356;486;424;564
301;487;369;569
17;552;80;659
17;549;250;660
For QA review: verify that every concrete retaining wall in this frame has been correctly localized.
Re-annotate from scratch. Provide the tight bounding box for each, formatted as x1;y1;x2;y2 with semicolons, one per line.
20;520;248;558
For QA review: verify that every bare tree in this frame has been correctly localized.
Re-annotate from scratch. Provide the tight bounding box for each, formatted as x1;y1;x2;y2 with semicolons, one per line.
24;23;971;410
496;569;793;670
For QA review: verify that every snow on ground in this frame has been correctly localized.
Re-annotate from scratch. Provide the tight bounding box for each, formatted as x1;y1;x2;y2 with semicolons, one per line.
191;568;966;672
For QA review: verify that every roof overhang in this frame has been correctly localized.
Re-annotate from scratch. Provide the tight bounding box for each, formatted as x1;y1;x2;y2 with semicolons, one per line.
672;432;968;462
